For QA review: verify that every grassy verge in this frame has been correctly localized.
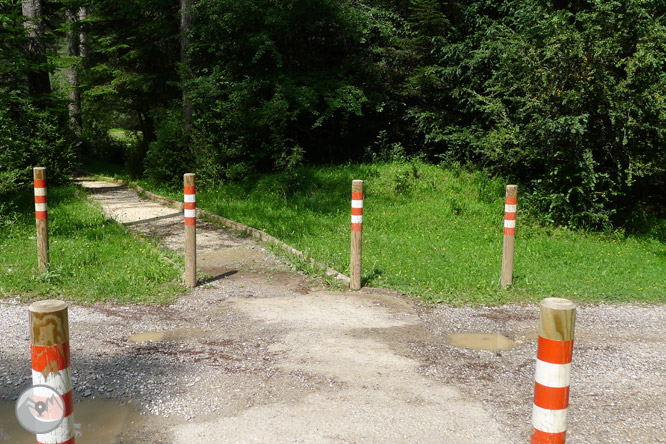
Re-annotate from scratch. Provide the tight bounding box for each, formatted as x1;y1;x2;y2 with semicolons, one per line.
85;160;666;305
0;184;185;303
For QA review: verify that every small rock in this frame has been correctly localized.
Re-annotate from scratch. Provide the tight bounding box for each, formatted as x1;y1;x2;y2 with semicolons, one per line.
83;390;92;397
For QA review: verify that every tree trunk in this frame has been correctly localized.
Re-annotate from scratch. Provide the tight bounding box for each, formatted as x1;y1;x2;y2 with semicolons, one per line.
180;0;193;153
22;0;51;97
66;9;81;135
78;6;88;58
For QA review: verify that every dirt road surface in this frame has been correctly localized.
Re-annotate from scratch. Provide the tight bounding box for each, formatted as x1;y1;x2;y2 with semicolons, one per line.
1;179;664;443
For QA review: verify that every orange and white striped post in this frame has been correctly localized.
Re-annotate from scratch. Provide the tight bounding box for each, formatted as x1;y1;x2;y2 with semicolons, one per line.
501;184;517;288
184;173;196;288
531;297;576;444
29;300;74;444
34;167;49;273
350;180;363;290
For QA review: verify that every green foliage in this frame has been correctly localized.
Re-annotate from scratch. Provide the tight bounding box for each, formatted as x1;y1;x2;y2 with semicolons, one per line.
52;0;666;231
144;111;189;186
406;0;666;228
80;0;180;170
0;96;76;194
179;0;396;183
0;3;76;201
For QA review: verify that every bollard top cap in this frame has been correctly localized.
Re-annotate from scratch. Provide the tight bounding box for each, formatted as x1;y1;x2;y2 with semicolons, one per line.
29;299;68;313
540;297;575;311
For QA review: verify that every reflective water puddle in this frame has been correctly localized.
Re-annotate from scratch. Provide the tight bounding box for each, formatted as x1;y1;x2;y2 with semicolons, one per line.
446;332;517;351
128;327;210;343
0;399;144;443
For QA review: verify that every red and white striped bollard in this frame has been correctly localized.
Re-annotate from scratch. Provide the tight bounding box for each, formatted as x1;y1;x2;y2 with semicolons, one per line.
532;297;576;444
34;167;49;272
501;184;517;288
184;173;196;288
350;180;363;290
30;300;74;444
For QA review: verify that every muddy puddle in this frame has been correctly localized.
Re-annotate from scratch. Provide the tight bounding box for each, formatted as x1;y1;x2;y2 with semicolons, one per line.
446;332;517;351
0;399;152;443
128;327;212;343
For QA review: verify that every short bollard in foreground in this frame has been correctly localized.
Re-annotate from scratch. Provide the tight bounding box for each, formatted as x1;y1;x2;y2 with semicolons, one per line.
531;297;576;444
29;300;75;444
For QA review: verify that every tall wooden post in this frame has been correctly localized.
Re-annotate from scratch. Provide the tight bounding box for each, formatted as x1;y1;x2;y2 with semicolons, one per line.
350;180;363;290
532;297;576;444
501;184;517;288
34;167;49;273
29;300;74;444
184;173;196;288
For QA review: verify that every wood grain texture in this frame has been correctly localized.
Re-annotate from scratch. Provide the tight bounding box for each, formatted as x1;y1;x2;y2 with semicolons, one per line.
29;300;69;346
539;297;576;342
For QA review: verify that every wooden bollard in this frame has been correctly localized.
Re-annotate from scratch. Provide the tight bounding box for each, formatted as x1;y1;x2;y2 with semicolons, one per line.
34;167;49;273
184;173;196;288
531;297;576;444
501;184;517;288
29;300;74;444
350;180;363;290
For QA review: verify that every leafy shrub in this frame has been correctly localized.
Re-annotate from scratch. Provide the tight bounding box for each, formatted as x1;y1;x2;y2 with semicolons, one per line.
407;0;666;229
0;92;75;197
185;0;391;179
144;111;190;186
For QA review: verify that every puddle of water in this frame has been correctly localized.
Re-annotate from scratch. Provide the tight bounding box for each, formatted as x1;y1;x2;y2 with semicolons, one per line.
446;332;517;351
128;332;165;343
128;327;210;343
0;399;141;444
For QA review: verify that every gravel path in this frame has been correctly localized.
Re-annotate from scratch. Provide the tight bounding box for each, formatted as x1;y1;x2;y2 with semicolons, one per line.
1;179;664;443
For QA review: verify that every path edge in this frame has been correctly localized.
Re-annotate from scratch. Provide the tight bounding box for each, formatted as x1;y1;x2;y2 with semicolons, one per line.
78;174;352;287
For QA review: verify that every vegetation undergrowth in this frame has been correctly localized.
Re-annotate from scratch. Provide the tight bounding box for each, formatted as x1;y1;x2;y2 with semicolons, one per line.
87;159;666;305
0;183;185;303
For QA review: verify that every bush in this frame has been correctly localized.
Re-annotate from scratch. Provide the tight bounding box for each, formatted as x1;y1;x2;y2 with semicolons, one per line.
407;0;666;229
0;92;76;197
144;111;190;186
185;0;391;178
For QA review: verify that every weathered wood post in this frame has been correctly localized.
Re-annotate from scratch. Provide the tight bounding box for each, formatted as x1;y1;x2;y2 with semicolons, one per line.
29;300;74;444
34;167;49;273
184;173;196;288
531;297;576;444
350;180;363;290
501;184;517;288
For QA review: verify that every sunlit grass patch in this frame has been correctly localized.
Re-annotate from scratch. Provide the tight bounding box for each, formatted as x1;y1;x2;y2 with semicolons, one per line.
89;160;666;305
0;184;184;303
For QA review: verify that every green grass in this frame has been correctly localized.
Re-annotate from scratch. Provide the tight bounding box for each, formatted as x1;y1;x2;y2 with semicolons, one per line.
108;128;142;144
87;160;666;305
0;184;185;303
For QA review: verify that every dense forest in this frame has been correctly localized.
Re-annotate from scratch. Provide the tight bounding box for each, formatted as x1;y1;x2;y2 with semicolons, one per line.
2;0;666;229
